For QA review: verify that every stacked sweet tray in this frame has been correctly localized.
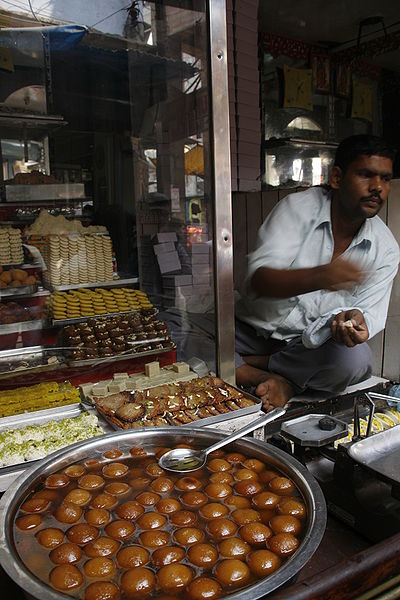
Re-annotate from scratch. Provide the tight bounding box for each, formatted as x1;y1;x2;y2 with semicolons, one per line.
61;309;174;365
0;346;65;380
49;287;153;324
0;403;112;491
94;375;262;429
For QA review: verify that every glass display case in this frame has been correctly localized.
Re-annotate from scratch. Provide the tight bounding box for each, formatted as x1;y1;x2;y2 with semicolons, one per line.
0;1;235;432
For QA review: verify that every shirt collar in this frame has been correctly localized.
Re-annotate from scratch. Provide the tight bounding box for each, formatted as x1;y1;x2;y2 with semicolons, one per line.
315;191;374;246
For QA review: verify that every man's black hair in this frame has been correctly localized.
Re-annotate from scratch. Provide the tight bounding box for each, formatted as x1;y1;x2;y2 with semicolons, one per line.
334;134;396;173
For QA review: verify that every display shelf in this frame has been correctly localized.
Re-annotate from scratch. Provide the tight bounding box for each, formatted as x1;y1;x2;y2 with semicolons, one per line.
45;275;139;293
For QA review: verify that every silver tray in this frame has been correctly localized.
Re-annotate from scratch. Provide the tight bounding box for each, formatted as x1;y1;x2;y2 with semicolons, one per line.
52;307;156;326
0;284;38;298
348;425;400;484
0;405;113;491
47;275;139;292
281;414;348;447
0;318;46;334
67;341;176;366
0;346;65;379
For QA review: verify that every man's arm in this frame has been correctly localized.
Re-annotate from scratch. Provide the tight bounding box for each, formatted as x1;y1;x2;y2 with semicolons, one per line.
251;258;365;299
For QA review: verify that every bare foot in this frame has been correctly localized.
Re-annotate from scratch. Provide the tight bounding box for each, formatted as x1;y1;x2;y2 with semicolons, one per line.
255;374;295;411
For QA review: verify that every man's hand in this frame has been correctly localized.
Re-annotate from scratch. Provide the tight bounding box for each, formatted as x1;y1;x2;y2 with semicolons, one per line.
331;309;369;347
320;258;366;291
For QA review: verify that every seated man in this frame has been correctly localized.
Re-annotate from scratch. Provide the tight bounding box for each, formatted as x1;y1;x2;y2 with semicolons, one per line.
235;134;399;410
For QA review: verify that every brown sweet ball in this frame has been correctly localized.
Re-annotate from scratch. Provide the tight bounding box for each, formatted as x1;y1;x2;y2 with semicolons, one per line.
258;509;275;524
239;523;272;546
207;458;231;472
206;518;237;542
90;493;118;510
152;546;186;568
102;462;129;479
209;472;234;485
187;543;218;569
139;530;170;548
33;489;60;502
247;549;282;577
115;501;144;521
203;484;232;500
268;477;295;496
83;458;103;471
120;567;156;598
231;509;262;526
277;498;307;519
156;498;181;514
145;462;165;478
157;564;194;593
85;537;120;558
84;557;116;578
150;477;175;493
117;546;150;568
63;489;92;507
225;496;251;510
234;468;259;481
66;523;99;546
85;581;120;600
135;491;161;507
129;477;152;491
224;452;246;464
36;528;64;549
208;450;225;459
181;491;208;507
175;477;203;492
252;491;280;510
105;520;136;541
137;512;167;530
269;515;302;536
155;447;172;459
218;538;251;559
169;510;198;528
20;497;51;513
64;464;86;479
54;503;83;524
259;470;280;484
129;446;148;457
44;473;70;489
234;480;263;497
173;527;205;546
85;508;110;528
185;576;222;600
103;449;123;460
50;564;83;591
50;542;83;564
199;503;229;520
268;533;300;557
78;474;105;491
242;458;266;473
214;559;250;588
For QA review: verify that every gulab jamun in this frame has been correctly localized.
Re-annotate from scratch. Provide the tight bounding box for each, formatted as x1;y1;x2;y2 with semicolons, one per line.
49;564;83;590
247;549;282;576
187;543;218;568
36;528;64;549
151;546;185;567
120;567;156;598
116;501;144;521
50;542;83;564
84;581;120;600
105;520;136;541
84;557;116;578
85;537;120;558
239;523;272;546
117;546;150;568
268;533;299;556
157;563;193;593
214;559;250;588
66;523;99;546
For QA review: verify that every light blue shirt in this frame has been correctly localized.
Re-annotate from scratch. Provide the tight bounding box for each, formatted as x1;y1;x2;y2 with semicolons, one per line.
235;186;399;343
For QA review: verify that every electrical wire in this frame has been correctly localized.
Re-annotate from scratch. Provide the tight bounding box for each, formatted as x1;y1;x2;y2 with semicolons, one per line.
90;4;132;29
27;0;40;22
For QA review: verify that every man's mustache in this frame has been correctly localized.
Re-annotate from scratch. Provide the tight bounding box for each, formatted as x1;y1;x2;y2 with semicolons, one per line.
361;194;382;204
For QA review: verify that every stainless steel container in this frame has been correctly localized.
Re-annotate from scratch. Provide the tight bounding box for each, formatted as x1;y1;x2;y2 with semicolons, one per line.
0;427;327;600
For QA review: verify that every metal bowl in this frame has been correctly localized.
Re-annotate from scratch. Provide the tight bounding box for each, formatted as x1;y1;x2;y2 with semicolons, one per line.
0;427;327;600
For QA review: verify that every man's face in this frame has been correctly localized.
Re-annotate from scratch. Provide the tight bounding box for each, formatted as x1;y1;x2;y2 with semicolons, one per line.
330;154;393;220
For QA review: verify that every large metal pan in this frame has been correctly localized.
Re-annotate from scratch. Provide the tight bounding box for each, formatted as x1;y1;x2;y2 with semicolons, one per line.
0;427;327;600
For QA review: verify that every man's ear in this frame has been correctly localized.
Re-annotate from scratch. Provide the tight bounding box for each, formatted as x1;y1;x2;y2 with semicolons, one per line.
329;165;342;189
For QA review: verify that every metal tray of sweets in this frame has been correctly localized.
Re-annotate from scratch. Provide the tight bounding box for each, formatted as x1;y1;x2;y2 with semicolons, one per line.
0;284;38;298
0;318;47;334
47;275;139;292
52;307;156;326
67;339;176;367
348;424;400;485
0;346;65;380
98;383;263;430
0;404;114;491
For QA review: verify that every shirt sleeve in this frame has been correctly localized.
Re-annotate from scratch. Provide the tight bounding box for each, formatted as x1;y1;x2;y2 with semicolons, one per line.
246;194;311;288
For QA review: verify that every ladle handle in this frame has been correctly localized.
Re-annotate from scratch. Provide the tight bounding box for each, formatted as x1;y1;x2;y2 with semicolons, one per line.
203;407;286;458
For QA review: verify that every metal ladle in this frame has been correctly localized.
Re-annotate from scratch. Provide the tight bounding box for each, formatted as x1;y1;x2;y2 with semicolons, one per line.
159;407;286;473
